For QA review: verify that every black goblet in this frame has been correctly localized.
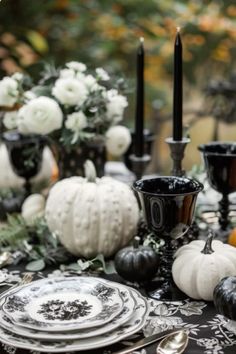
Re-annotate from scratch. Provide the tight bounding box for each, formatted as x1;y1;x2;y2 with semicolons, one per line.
198;142;236;239
2;131;46;196
133;176;203;300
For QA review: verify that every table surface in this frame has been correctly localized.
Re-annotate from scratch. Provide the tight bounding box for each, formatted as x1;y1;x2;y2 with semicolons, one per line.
0;266;235;354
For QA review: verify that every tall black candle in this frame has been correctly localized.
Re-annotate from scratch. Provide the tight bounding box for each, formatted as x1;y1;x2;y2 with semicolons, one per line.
173;27;183;141
134;37;144;157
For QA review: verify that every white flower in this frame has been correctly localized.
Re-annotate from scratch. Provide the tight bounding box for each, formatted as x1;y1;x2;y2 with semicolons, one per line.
96;68;110;81
12;72;24;81
65;111;88;143
59;68;75;79
52;78;88;106
24;90;36;102
3;111;19;129
66;61;87;72
18;96;63;135
0;77;19;107
105;125;131;156
83;75;101;92
106;89;128;123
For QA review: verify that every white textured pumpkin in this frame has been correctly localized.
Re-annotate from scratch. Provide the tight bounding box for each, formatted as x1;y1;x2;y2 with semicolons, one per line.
21;194;46;225
172;232;236;301
0;143;56;188
45;161;139;258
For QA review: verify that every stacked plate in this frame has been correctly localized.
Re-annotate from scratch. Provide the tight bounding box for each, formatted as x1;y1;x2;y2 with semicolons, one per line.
0;276;149;352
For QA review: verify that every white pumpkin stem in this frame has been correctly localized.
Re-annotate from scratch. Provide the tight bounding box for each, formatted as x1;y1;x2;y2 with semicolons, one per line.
201;230;214;254
133;236;141;249
84;160;97;182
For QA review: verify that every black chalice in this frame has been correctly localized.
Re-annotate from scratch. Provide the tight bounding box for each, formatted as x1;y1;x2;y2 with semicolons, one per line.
133;176;203;300
198;142;236;239
2;131;46;196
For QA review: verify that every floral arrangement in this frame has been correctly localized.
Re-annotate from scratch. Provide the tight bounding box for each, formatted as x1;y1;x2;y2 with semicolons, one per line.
1;62;131;157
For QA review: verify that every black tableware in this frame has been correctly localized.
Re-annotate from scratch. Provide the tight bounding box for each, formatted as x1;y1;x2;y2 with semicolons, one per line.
198;142;236;237
133;176;203;300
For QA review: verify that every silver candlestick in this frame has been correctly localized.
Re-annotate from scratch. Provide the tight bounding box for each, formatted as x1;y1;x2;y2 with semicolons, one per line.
165;137;190;177
129;154;151;180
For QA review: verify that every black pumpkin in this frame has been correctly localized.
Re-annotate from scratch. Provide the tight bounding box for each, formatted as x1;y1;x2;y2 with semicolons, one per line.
214;276;236;321
114;236;159;282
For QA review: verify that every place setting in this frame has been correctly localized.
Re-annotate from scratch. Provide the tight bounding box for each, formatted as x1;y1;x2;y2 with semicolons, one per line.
0;276;149;352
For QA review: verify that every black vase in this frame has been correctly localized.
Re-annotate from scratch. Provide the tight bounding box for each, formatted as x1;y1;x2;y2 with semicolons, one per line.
2;131;46;195
133;176;203;300
198;142;236;234
57;142;107;179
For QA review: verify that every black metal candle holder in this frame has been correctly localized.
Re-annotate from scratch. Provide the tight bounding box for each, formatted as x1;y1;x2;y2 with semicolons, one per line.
129;154;151;180
165;137;190;177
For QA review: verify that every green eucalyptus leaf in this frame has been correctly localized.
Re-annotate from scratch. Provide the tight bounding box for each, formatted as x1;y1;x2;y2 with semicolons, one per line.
26;259;46;271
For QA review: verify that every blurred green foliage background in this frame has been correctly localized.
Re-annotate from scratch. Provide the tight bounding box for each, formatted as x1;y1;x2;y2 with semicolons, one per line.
0;0;235;171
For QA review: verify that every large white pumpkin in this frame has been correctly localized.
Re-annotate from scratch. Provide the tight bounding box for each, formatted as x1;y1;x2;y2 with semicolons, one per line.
172;232;236;301
0;143;56;188
45;161;139;258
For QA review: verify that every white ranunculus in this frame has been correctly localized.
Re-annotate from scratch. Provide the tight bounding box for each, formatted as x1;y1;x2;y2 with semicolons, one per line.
66;61;87;72
106;89;128;123
18;96;63;135
65;111;88;143
106;125;131;156
59;68;75;79
96;68;110;81
0;77;19;107
52;78;88;106
3;111;19;129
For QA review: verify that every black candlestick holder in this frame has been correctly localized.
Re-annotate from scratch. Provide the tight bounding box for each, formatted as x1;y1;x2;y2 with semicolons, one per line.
129;154;151;180
165;137;190;177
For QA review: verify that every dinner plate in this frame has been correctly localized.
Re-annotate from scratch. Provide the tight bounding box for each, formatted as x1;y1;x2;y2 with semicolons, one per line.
0;281;136;340
2;277;124;331
0;287;149;352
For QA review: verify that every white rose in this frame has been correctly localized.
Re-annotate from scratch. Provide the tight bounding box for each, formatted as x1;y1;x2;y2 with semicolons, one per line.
59;68;75;79
106;89;128;122
3;111;19;129
82;74;101;92
18;96;63;135
65;111;88;143
96;68;110;81
106;125;131;156
52;78;88;106
0;77;19;107
66;61;87;72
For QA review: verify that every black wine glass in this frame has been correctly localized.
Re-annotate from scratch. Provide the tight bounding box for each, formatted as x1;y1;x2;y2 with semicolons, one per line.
2;131;46;196
133;176;203;300
198;142;236;239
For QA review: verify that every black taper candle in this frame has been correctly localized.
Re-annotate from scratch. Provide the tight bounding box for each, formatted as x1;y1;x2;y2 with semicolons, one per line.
173;28;183;141
134;37;144;157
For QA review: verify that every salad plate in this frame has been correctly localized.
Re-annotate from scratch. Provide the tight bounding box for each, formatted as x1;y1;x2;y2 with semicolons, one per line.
0;281;136;340
2;277;124;332
0;287;149;352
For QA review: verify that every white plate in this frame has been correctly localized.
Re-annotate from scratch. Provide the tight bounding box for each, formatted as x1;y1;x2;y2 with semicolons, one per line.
0;287;149;352
0;281;136;340
2;277;124;331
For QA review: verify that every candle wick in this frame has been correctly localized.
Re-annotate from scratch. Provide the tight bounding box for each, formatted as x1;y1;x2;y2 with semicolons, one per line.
176;26;181;33
139;37;144;43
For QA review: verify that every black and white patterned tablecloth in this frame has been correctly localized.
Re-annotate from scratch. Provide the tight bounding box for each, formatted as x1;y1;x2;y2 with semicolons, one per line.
0;267;235;354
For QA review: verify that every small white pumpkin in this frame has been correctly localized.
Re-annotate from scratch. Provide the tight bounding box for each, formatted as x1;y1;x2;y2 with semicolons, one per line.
22;194;46;225
0;143;57;189
172;231;236;301
45;160;139;258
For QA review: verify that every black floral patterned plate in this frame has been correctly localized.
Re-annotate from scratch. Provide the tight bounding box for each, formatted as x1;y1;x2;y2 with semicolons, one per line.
2;277;124;332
